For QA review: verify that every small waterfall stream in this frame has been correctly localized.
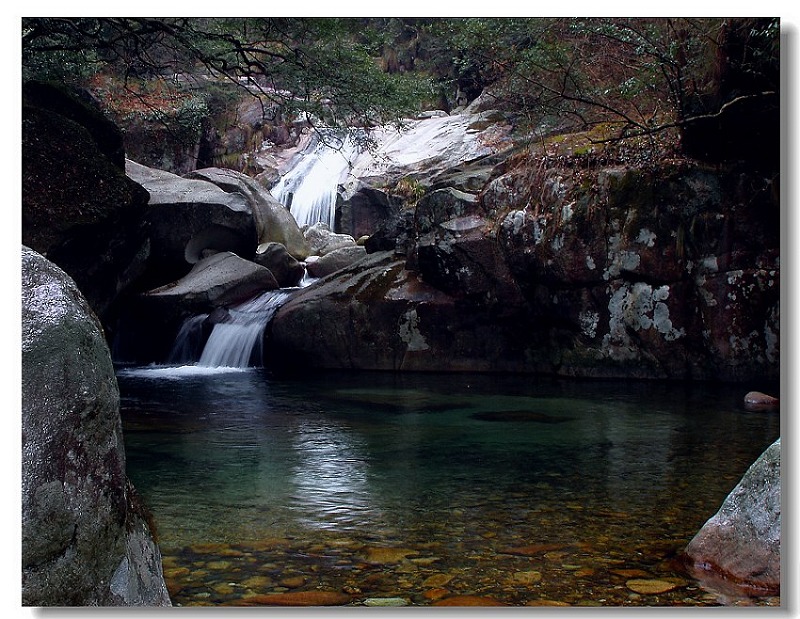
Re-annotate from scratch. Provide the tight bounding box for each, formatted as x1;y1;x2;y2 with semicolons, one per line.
270;132;361;229
169;289;294;369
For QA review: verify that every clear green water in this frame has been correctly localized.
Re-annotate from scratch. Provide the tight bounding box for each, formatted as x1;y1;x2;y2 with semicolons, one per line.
117;367;780;607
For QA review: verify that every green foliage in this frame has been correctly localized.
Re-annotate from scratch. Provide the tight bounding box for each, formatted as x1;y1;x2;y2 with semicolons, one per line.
22;18;433;132
21;17;779;160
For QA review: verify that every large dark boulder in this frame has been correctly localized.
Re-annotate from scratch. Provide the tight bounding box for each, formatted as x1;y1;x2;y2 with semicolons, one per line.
253;242;305;287
414;214;524;308
22;81;150;326
22;246;170;606
684;439;780;594
269;251;539;373
337;184;402;240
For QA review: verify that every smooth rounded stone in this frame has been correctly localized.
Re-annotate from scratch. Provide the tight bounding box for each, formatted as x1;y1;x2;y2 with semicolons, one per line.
499;543;564;556
241;575;273;589
422;573;453;588
611;568;652;578
512;570;542;585
625;579;684;595
205;560;233;570
279;576;307;589
305;245;366;278
363;597;410;606
212;582;235;595
232;590;352;606
423;588;450;601
526;600;571;606
432;595;508;606
163;566;191;580
361;547;417;564
744;391;779;411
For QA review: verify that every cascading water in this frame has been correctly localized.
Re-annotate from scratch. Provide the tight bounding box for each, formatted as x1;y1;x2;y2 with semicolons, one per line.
271;131;361;229
168;289;294;369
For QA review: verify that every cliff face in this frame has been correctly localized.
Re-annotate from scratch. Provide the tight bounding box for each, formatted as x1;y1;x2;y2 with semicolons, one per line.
487;158;780;381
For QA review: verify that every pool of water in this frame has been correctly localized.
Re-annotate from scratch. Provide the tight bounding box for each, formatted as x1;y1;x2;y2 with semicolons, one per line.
117;367;780;607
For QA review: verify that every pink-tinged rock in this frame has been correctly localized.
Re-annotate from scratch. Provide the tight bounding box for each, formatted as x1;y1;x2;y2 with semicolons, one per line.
744;391;779;411
432;595;508;606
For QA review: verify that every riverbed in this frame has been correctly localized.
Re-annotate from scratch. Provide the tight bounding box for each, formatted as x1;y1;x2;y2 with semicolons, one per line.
117;367;780;607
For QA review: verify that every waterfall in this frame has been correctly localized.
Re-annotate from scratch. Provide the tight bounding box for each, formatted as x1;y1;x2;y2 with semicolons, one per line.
271;132;361;229
167;289;295;369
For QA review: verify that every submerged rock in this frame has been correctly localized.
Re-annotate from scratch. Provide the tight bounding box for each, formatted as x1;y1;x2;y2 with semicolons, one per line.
232;591;352;606
432;595;508;606
684;439;780;594
625;579;683;595
22;247;170;606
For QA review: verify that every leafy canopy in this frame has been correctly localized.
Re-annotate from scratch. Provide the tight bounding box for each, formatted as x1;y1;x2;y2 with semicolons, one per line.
22;17;435;130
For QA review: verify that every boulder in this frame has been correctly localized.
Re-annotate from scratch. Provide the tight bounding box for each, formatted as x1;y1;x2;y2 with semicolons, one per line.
744;391;780;411
22;246;170;606
684;439;781;594
186;167;310;260
415;214;525;308
414;187;483;236
22;81;150;325
337;183;402;240
144;251;279;314
364;207;417;256
126;160;258;286
303;222;358;256
269;251;541;373
253;242;305;287
306;245;367;278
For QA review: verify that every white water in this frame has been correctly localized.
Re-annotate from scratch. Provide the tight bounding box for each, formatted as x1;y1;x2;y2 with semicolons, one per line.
161;289;295;371
198;289;294;368
270;115;509;222
270;133;361;229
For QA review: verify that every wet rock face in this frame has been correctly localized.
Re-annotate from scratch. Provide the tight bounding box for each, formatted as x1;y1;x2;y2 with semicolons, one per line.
684;439;780;594
271;159;778;381
21;247;170;606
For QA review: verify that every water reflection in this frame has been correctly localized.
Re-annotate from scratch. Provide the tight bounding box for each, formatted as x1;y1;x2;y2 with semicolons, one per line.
290;420;377;530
